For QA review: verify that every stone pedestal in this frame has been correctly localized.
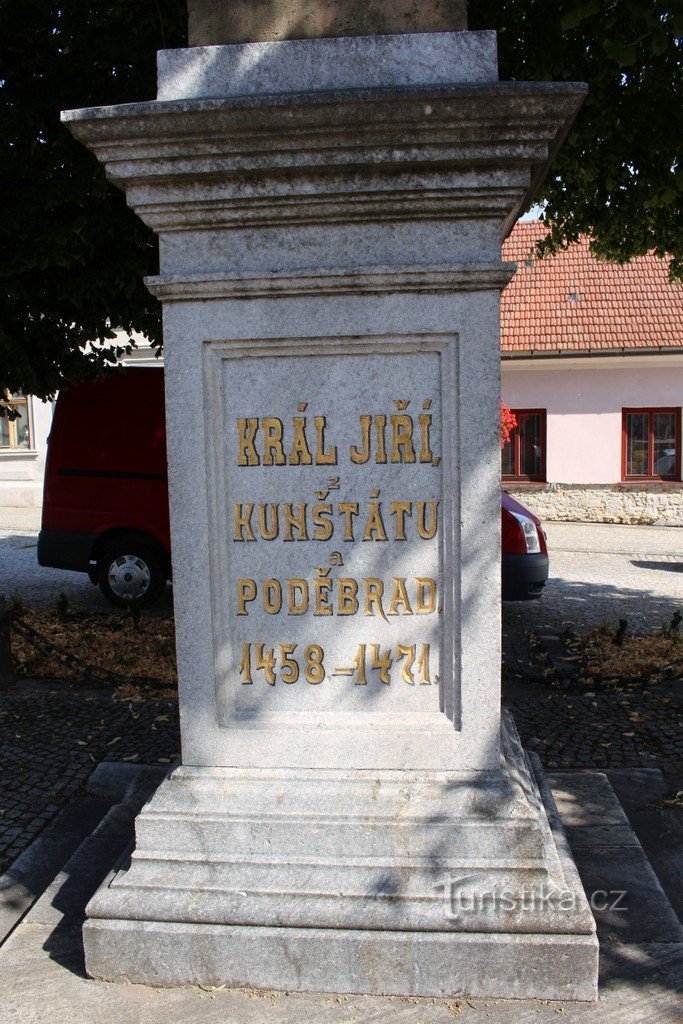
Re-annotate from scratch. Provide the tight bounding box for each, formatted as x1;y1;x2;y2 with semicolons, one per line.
64;26;596;998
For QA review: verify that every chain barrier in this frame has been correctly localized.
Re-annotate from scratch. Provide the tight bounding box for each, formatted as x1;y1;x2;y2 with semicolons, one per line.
515;629;683;688
10;614;170;690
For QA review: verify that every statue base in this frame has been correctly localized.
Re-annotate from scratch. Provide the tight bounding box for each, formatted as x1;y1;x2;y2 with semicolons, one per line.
83;714;598;999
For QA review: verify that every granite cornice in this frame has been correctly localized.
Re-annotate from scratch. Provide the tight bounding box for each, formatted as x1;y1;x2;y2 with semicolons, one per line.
63;80;587;133
146;262;517;301
63;82;586;227
132;184;529;232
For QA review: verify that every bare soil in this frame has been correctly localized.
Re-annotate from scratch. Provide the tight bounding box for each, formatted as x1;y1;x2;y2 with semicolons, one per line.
10;608;178;692
566;620;682;687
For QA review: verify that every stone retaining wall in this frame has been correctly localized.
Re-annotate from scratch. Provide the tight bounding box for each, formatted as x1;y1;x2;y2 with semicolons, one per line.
507;485;683;527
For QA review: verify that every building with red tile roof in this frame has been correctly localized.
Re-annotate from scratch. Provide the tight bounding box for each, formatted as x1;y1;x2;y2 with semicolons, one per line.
502;222;683;358
501;222;682;525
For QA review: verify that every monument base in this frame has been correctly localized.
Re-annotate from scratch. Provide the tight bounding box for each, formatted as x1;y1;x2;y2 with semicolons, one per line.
83;715;598;999
85;922;596;1000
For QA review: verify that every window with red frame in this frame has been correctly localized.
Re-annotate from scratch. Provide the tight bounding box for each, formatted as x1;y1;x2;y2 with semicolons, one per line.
502;409;546;481
622;408;681;481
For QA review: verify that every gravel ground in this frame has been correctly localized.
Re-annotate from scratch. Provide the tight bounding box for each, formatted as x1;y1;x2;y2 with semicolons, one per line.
1;510;681;874
507;520;682;636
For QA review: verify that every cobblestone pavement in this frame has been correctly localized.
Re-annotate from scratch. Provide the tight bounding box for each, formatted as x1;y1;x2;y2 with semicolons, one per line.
503;520;683;789
506;677;682;776
0;513;681;874
0;680;180;875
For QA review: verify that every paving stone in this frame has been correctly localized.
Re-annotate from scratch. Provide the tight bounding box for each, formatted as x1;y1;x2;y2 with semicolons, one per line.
571;847;683;944
26;834;132;927
606;769;683;926
549;771;683;947
0;681;179;874
0;796;111;943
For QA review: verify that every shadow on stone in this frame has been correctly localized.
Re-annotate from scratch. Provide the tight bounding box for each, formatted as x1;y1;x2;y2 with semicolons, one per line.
631;560;683;574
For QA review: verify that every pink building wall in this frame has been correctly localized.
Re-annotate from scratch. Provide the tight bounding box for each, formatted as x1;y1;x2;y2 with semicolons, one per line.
501;357;683;484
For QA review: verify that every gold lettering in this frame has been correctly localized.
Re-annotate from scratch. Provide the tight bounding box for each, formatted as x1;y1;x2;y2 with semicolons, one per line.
258;503;279;540
283;502;308;541
338;502;359;541
363;578;388;622
263;579;282;614
390;414;416;463
236;418;259;466
262;418;286;466
233;503;255;542
417;500;439;539
363;500;388;541
237;575;435;618
375;414;388;464
390;500;412;540
314;577;333;615
287;579;309;615
388;577;413;616
312;502;333;541
415;577;437;614
289;416;313;465
418;411;434;463
236;578;256;615
314;416;337;465
349;415;371;464
338;578;359;615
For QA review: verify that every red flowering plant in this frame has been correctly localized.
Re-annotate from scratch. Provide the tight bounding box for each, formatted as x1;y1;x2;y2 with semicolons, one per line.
500;401;517;449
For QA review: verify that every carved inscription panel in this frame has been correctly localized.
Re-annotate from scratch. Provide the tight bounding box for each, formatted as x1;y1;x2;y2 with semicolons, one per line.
209;339;455;722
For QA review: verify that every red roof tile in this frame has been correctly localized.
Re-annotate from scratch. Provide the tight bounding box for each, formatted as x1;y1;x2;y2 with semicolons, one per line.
501;222;683;356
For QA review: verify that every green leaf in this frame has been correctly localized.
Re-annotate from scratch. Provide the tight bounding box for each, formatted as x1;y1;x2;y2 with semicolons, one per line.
603;39;638;66
561;1;601;32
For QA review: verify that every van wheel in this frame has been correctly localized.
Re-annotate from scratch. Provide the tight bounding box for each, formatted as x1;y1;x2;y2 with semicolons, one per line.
97;543;166;608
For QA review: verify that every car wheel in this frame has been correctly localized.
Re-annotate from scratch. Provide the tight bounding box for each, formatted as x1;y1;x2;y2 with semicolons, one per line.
97;542;166;608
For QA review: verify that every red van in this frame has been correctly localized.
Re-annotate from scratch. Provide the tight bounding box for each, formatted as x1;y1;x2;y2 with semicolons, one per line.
39;366;548;606
38;367;170;607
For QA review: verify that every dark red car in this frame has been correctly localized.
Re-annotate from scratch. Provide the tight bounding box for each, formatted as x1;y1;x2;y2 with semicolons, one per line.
501;491;549;600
